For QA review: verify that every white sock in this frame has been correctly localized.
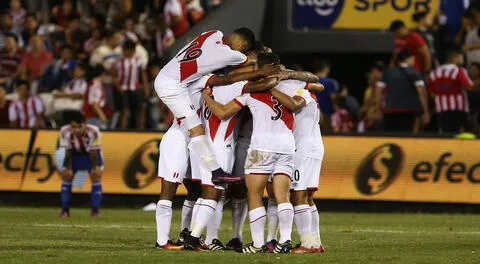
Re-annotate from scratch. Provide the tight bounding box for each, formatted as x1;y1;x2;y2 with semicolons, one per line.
206;197;225;244
248;207;266;248
190;135;220;171
181;200;196;231
277;203;294;243
311;204;322;247
294;204;312;247
191;199;217;238
190;198;203;231
156;200;172;246
231;198;247;241
266;198;278;241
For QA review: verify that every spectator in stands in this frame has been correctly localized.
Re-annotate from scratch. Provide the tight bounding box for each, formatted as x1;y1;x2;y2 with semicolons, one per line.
89;29;122;69
455;9;475;49
468;62;480;127
9;0;26;35
63;16;87;54
0;84;11;127
40;45;76;92
185;0;205;25
147;60;171;130
412;11;438;69
164;0;190;37
428;50;473;133
331;97;354;133
20;13;38;46
83;66;111;129
0;11;23;50
83;28;104;54
20;35;53;82
114;40;149;129
377;50;429;133
338;83;360;121
360;61;384;132
123;15;140;43
312;59;339;132
0;33;21;92
51;0;80;28
463;22;480;65
54;63;87;125
152;17;175;60
439;0;470;40
8;80;45;128
389;20;431;75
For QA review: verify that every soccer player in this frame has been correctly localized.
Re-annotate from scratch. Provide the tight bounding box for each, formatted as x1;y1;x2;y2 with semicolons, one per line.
155;65;282;250
58;112;103;217
201;53;297;254
153;28;255;185
114;39;149;129
185;75;281;251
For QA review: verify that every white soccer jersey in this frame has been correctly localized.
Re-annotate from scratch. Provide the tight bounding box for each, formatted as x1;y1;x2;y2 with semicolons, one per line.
234;91;295;154
59;124;102;153
203;81;247;147
275;80;323;159
158;30;247;84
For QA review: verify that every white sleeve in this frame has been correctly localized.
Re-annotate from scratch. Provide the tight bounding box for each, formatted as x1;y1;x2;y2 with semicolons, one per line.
34;97;44;114
166;0;182;16
87;130;101;151
59;132;71;149
295;88;313;105
215;43;248;66
233;93;248;107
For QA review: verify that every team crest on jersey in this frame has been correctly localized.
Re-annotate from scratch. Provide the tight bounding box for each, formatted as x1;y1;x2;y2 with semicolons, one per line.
293;0;345;28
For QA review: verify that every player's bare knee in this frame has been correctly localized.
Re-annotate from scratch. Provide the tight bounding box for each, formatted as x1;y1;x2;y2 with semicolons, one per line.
90;174;101;183
61;171;74;181
189;125;205;137
201;186;217;200
160;180;179;201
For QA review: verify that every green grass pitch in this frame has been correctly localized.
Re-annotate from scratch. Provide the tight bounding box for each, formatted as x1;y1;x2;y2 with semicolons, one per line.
1;206;480;264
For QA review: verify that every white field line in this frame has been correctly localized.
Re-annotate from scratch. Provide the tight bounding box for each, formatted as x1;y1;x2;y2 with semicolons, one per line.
14;224;480;235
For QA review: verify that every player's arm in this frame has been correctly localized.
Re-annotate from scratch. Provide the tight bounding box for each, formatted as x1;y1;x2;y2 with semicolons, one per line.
63;149;72;170
418;46;431;73
202;89;243;120
141;69;150;96
208;64;281;86
243;77;280;93
283;70;319;83
305;82;325;92
270;88;306;112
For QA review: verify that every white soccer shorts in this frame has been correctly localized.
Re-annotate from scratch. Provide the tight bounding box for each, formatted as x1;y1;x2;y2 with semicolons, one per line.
189;143;234;189
244;149;294;180
157;125;191;184
291;154;322;191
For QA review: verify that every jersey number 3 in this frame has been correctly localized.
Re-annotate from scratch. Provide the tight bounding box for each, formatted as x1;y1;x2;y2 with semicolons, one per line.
270;96;283;121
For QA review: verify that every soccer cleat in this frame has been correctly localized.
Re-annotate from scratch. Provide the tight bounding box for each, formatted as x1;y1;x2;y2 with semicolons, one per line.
59;210;70;218
208;239;225;251
91;209;99;217
174;228;190;246
155;241;184;250
236;242;267;253
273;240;292;254
291;244;312;254
225;238;243;251
184;235;208;251
311;245;325;253
264;239;278;253
211;168;242;184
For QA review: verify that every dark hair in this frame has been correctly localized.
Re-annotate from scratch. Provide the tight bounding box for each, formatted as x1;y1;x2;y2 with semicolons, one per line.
412;11;428;22
313;59;330;73
86;65;105;81
70;111;86;123
251;41;266;54
17;80;30;89
61;44;72;51
104;29;119;40
470;62;480;71
3;32;18;43
257;53;280;68
371;61;385;72
333;96;347;109
26;12;37;19
397;50;413;62
445;49;462;62
122;39;136;51
233;27;255;51
75;62;86;71
389;20;406;32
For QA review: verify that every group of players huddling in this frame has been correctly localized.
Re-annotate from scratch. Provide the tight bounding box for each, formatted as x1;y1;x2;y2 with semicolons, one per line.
153;27;325;254
55;27;325;254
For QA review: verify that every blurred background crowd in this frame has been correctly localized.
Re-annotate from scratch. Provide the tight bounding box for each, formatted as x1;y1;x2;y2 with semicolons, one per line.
0;0;478;136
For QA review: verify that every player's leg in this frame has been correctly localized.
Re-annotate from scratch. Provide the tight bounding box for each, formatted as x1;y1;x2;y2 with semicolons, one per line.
89;151;103;217
265;182;278;246
226;183;247;250
120;91;129;129
181;179;201;233
205;193;226;250
154;83;238;184
271;153;295;254
59;166;74;217
155;128;189;250
291;155;314;253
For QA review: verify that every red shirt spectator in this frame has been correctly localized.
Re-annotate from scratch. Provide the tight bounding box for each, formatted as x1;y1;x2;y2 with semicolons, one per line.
83;78;112;127
164;0;190;37
8;81;44;128
428;64;473;113
0;33;21;83
20;35;53;80
51;0;80;28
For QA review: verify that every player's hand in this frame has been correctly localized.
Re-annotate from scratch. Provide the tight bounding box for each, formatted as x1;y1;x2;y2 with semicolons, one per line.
61;168;73;180
99;115;108;125
91;166;102;178
271;71;290;81
421;112;430;125
260;64;282;77
202;87;212;96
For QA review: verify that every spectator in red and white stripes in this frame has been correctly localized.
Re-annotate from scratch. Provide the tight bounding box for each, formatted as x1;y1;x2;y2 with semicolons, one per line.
331;97;354;133
114;40;149;129
83;66;112;130
428;50;474;133
8;80;44;128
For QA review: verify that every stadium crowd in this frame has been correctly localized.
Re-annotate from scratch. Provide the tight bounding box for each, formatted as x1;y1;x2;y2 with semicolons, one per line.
0;0;479;136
